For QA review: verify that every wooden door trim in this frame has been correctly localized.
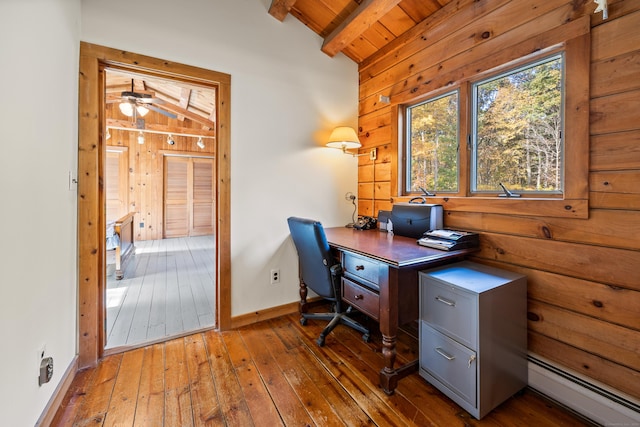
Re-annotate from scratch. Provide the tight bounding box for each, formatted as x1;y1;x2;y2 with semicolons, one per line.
78;42;231;368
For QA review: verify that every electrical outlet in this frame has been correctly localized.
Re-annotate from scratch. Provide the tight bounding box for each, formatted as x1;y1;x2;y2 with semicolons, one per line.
37;344;53;386
270;269;280;284
39;357;53;386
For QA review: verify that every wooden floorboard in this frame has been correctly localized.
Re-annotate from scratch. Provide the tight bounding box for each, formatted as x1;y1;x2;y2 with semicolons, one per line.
52;309;596;426
106;236;215;349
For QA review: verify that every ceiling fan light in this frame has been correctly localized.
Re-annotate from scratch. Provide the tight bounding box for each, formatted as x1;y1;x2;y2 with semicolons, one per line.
119;102;134;117
136;105;149;117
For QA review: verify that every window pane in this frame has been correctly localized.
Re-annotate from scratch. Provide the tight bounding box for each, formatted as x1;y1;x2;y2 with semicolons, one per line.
407;91;459;193
473;55;563;193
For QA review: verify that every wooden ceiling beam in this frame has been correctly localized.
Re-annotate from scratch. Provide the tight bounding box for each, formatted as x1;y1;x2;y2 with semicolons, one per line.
156;101;215;129
132;78;145;92
106;119;215;138
177;87;191;122
269;0;298;22
322;0;402;57
106;93;215;129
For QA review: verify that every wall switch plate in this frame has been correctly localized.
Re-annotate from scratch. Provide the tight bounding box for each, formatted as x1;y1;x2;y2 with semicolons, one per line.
68;171;78;191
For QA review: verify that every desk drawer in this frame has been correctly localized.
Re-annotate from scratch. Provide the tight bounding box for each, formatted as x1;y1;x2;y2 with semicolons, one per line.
342;277;379;320
421;275;477;349
343;252;380;289
420;322;477;407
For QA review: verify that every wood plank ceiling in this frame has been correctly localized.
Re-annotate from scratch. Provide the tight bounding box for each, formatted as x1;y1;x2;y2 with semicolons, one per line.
269;0;452;64
105;69;216;139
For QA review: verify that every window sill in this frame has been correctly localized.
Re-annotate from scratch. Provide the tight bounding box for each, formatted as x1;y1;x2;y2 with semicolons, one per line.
393;196;588;219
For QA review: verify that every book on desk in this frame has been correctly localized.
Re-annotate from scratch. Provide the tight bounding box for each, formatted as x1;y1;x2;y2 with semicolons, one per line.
417;229;479;251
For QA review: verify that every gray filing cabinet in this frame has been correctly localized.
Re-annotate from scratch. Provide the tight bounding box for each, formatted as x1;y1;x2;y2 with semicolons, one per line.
419;261;527;419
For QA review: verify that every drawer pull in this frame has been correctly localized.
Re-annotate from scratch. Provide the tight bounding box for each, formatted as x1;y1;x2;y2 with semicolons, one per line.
355;265;365;271
435;347;455;361
354;294;363;300
435;296;456;307
468;354;476;368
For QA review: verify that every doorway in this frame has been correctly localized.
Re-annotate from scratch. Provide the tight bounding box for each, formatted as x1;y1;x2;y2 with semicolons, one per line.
78;43;231;367
103;68;218;350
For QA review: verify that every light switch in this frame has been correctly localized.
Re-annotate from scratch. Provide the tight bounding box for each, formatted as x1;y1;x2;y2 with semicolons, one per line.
68;171;78;191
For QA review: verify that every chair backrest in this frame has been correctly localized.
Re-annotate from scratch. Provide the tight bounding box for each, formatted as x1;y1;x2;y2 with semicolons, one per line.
287;217;338;300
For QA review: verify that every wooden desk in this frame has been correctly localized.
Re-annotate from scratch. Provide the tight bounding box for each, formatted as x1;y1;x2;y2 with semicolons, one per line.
323;227;477;394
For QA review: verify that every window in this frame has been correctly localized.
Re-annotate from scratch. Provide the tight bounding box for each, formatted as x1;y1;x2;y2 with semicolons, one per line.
394;23;589;218
403;54;566;199
472;55;564;195
406;91;459;193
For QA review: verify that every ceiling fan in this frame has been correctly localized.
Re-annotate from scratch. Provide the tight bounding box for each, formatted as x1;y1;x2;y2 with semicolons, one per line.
116;80;177;119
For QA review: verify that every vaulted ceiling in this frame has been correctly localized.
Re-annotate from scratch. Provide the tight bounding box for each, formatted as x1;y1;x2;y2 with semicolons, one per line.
268;0;453;64
105;1;451;134
105;69;216;139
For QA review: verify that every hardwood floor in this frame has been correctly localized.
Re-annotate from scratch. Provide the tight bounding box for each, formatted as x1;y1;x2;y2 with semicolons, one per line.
52;309;594;426
106;236;215;349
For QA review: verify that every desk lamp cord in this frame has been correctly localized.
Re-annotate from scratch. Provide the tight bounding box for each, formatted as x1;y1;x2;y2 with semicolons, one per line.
346;192;357;228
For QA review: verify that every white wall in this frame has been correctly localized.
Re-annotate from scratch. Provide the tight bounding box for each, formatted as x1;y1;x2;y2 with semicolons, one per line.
0;0;81;425
80;0;360;314
0;0;356;422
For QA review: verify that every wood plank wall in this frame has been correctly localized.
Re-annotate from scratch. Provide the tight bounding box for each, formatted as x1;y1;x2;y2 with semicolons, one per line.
356;0;640;399
107;106;215;242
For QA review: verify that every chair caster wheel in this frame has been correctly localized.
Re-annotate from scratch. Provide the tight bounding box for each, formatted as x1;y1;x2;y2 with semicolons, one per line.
362;333;370;343
316;337;325;347
300;317;307;326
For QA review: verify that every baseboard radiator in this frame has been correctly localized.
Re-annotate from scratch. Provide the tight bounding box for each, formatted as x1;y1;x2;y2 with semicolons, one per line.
528;354;640;426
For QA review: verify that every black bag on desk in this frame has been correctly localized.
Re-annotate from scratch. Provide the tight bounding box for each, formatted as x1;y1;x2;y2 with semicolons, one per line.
390;203;443;239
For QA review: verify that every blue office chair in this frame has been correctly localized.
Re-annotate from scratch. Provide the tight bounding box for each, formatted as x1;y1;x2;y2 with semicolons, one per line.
287;217;370;346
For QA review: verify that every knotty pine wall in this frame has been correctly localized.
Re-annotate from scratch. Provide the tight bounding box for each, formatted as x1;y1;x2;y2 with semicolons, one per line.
106;107;215;242
356;0;640;399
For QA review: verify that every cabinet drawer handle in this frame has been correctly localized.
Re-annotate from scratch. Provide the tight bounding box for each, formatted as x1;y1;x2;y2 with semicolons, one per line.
355;265;365;271
435;296;455;307
354;294;363;300
435;347;455;361
468;354;476;368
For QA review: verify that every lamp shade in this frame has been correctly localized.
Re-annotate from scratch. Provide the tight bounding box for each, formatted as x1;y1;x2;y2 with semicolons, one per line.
119;101;149;117
326;126;361;150
119;102;134;116
136;105;149;117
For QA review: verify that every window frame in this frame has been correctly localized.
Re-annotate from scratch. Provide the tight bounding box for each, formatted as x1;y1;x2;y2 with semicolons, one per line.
404;88;461;194
470;52;565;196
396;33;589;219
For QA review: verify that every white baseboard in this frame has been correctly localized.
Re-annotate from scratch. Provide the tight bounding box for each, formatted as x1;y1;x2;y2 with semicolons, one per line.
528;354;640;426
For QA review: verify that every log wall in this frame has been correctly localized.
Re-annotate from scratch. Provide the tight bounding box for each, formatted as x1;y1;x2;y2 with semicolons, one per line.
356;0;640;399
